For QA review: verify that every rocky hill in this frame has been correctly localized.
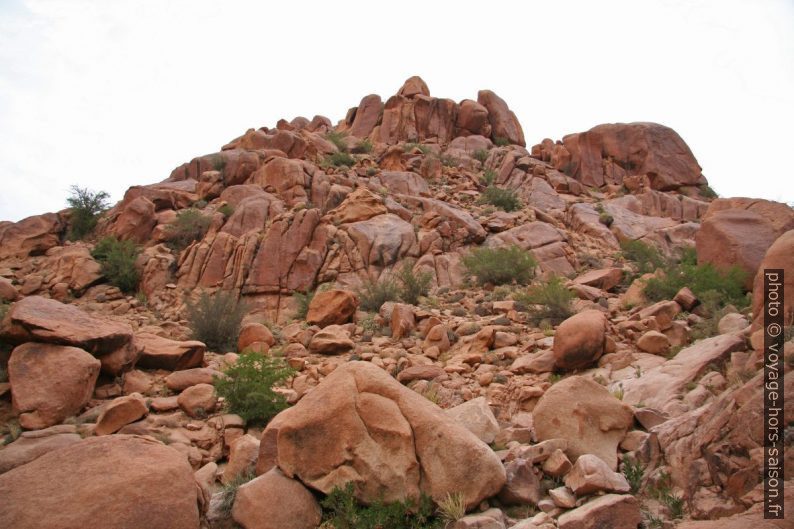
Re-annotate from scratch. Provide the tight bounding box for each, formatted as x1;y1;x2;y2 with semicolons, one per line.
0;76;791;529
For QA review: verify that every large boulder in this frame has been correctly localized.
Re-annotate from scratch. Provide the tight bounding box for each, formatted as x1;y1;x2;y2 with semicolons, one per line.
444;396;500;444
306;289;359;327
751;230;794;330
0;430;82;474
477;90;525;146
232;468;322;529
95;394;148;435
564;454;630;495
533;376;633;470
0;212;63;260
349;94;383;139
8;343;101;429
256;361;505;509
0;435;202;529
541;122;703;190
107;196;157;244
552;310;608;370
0;296;135;367
557;494;641;529
134;332;205;369
695;209;780;289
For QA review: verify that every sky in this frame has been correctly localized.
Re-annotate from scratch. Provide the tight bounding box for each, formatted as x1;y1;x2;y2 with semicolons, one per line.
1;0;792;222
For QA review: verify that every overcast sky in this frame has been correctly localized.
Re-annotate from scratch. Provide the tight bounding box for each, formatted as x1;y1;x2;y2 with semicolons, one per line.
1;0;792;222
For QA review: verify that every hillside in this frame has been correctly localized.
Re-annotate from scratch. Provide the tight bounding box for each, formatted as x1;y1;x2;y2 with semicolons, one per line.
0;76;791;529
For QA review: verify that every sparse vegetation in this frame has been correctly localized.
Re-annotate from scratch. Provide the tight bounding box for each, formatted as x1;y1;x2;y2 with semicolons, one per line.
648;471;685;519
479;186;521;212
218;204;234;219
2;420;22;445
621;239;665;275
643;248;748;310
404;142;432;155
211;154;227;172
437;492;466;524
439;154;458;167
164;208;211;251
0;301;9;322
462;245;537;286
320;483;442;529
325;151;356;168
481;169;497;186
293;290;315;320
622;457;645;493
699;184;718;199
213;351;294;424
493;136;510;146
599;212;614;227
66;185;110;240
358;275;401;312
513;276;574;325
217;470;256;516
396;261;432;305
473;149;489;164
186;290;248;352
326;130;349;152
356;138;373;154
91;236;141;293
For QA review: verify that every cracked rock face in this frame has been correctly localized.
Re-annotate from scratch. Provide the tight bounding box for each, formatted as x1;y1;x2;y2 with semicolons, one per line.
256;361;506;509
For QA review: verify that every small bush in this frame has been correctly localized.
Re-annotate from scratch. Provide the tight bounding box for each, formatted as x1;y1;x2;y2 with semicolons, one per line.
66;185;110;240
186;290;248;352
192;199;208;209
699;185;718;199
494;136;510;146
165;208;211;251
404;142;432;155
217;470;256;516
321;482;441;529
325;152;356;168
622;457;645;494
293;290;315;320
91;236;140;293
0;301;9;322
649;472;685;519
397;261;432;305
356;138;373;154
481;169;497;186
214;351;294;424
473;149;489;164
326;130;349;152
218;204;234;219
437;492;466;524
358;275;401;312
513;276;574;325
462;245;537;286
644;259;747;309
621;239;665;275
211;154;227;172
598;212;614;227
479;186;521;212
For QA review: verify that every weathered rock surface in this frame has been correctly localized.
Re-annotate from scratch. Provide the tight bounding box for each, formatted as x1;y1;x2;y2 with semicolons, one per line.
8;343;101;429
0;431;82;474
306;289;359;327
0;435;201;529
444;396;500;444
564;454;630;495
552;310;608;370
232;468;322;529
135;332;206;369
533;376;633;470
95;393;148;435
557;494;641;529
257;361;505;508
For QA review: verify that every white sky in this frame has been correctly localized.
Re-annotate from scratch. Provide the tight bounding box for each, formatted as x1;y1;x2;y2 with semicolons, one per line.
1;0;792;222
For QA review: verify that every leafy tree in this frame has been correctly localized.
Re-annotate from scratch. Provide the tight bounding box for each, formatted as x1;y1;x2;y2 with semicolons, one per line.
66;185;110;240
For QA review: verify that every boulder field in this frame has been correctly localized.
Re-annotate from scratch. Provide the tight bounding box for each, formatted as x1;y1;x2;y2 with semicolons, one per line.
0;75;791;529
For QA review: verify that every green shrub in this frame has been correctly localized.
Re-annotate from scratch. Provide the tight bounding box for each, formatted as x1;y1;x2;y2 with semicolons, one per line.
325;152;356;168
293;290;315;320
0;301;9;322
192;199;208;209
165;208;211;251
621;239;665;275
218;204;234;219
211;154;227;172
473;149;489;164
321;483;441;529
213;351;294;425
648;472;685;519
397;261;432;305
358;275;401;312
326;130;349;152
91;236;140;293
217;470;255;516
481;169;497;186
462;245;537;286
513;276;574;325
404;142;432;154
494;136;510;146
599;212;614;227
622;457;645;494
438;154;458;167
186;290;248;352
643;258;747;309
479;186;521;212
356;138;373;154
66;185;110;240
699;185;718;199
